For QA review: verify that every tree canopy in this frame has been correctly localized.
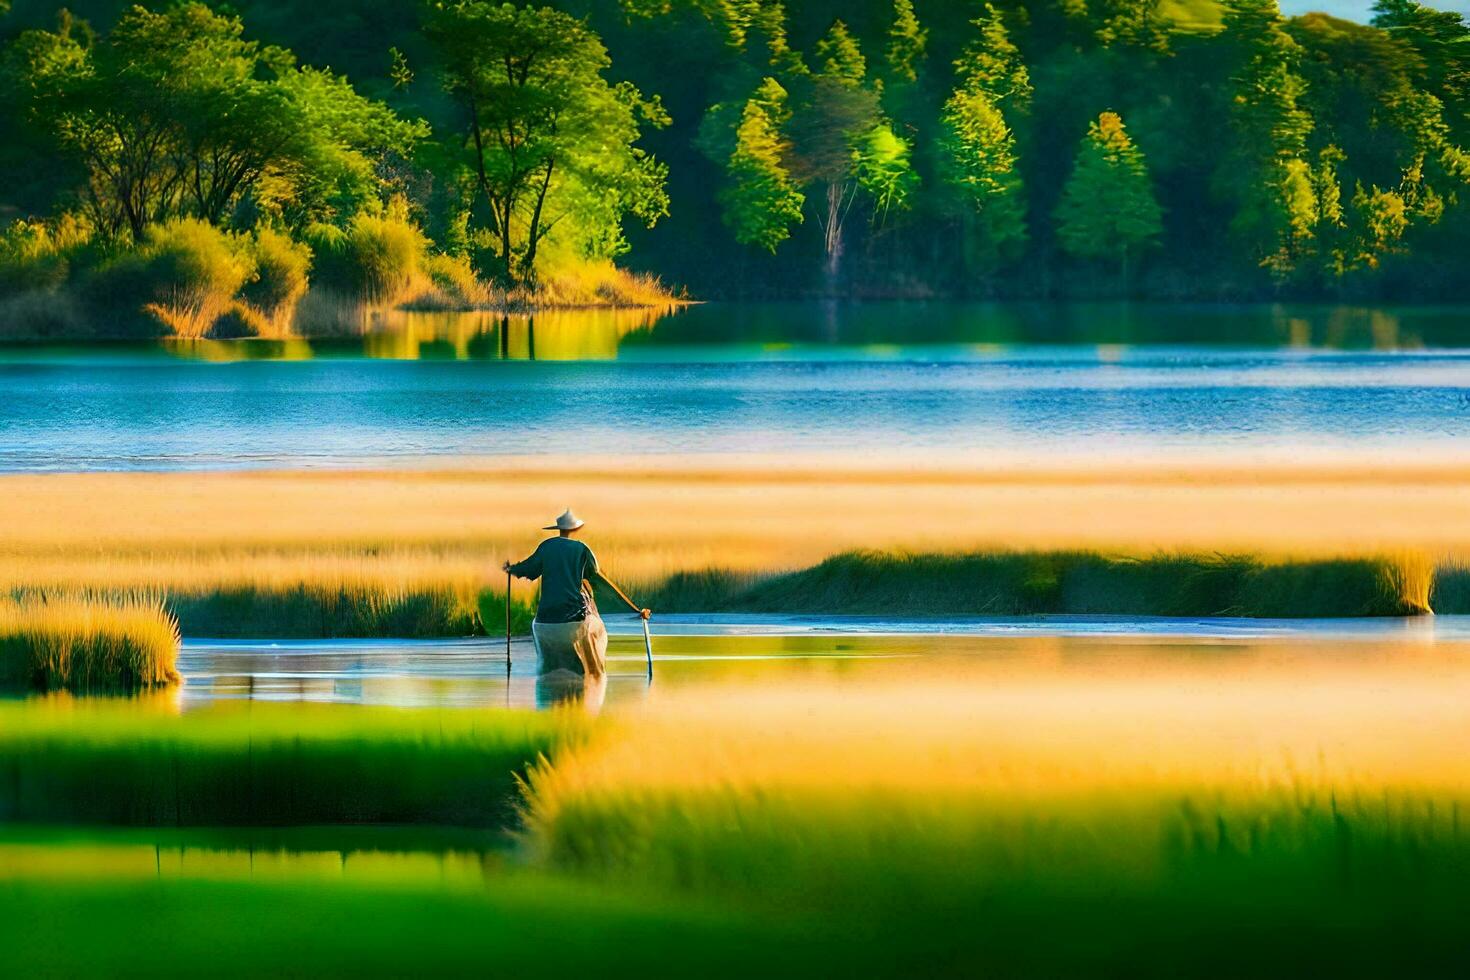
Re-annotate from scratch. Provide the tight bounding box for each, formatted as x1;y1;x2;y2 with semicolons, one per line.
1;0;1469;300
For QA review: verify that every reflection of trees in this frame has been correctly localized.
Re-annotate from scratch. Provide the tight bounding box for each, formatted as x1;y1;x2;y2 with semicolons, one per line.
352;307;675;360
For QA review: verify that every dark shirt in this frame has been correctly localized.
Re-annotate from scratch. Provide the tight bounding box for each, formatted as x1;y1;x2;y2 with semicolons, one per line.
508;536;603;624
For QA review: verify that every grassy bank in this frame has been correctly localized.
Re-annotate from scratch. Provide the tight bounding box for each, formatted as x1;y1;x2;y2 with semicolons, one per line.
643;549;1435;618
0;597;180;691
0;703;583;827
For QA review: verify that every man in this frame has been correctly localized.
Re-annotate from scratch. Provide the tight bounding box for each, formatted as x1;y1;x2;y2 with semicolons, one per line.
504;508;650;679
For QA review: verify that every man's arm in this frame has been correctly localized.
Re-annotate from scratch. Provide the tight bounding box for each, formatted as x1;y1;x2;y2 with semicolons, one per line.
588;549;650;619
503;543;543;580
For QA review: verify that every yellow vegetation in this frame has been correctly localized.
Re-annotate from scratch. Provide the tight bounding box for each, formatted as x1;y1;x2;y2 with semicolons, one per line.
0;596;181;690
0;458;1467;605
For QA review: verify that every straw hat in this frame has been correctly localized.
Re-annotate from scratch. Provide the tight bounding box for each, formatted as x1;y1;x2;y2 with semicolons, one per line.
543;508;585;531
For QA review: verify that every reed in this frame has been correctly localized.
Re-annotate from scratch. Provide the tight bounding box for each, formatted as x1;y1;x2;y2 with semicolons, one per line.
0;596;181;692
168;582;493;638
642;549;1434;618
0;702;585;827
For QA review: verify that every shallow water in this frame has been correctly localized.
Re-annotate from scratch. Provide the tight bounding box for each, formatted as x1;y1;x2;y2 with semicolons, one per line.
163;614;1470;711
4;303;1470;470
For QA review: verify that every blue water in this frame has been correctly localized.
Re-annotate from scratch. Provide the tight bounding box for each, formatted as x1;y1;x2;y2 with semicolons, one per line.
4;305;1470;470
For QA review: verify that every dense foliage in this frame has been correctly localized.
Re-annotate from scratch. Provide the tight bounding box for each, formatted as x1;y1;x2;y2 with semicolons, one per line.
2;0;1468;303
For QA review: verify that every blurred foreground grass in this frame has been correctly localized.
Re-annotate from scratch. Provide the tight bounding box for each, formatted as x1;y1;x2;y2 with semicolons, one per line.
0;702;585;826
7;648;1470;975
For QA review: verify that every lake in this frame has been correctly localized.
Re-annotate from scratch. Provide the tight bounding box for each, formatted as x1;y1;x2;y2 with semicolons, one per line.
163;613;1456;711
2;302;1470;471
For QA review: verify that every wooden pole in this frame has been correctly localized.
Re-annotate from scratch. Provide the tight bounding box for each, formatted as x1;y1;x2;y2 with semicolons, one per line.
505;570;512;681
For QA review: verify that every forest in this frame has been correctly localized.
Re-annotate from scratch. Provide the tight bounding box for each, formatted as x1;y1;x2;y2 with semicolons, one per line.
1;0;1468;328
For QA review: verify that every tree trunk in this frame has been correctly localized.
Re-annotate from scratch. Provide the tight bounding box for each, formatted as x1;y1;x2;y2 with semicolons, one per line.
520;159;556;285
824;181;845;290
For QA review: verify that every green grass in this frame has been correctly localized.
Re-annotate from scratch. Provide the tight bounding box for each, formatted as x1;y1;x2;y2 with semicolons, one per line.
169;584;495;638
5;843;1469;977
0;876;814;980
0;596;181;691
0;702;584;827
642;550;1434;618
520;773;1470;976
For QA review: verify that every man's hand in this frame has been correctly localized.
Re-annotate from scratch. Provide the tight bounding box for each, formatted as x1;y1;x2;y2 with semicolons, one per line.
639;608;652;621
502;561;513;574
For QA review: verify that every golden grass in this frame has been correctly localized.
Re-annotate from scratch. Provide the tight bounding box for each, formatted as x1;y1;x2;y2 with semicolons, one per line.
0;457;1461;633
0;596;181;691
1;458;1468;601
521;647;1470;910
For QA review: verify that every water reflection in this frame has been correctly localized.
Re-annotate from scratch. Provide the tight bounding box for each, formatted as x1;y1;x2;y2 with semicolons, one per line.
5;302;1465;365
161;307;670;362
145;615;1470;712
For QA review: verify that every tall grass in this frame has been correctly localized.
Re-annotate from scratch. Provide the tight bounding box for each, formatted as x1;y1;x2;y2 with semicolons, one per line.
168;582;493;638
0;596;180;691
0;467;1457;640
520;670;1470;971
129;219;257;339
709;549;1435;618
238;227;312;337
0;702;585;827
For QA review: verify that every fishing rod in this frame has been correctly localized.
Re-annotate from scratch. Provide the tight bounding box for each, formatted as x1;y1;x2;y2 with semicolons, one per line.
641;614;654;682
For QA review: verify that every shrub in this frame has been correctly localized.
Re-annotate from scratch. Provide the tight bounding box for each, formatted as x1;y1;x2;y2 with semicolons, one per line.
89;219;256;338
0;214;94;297
304;204;427;305
241;227;312;334
420;252;492;308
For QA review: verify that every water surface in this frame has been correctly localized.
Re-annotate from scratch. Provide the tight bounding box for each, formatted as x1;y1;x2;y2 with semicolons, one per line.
3;303;1470;471
168;614;1467;711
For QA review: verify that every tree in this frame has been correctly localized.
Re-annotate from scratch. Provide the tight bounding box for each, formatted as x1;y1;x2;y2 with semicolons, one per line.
1372;0;1470;146
952;4;1032;113
885;0;927;84
938;8;1029;270
7;4;421;239
1217;0;1317;278
1054;111;1163;282
786;20;916;284
424;1;670;284
939;88;1027;267
721;78;804;252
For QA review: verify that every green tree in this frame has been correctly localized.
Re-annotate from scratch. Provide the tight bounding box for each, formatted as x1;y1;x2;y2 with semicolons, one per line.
721;78;804;252
7;3;420;239
952;4;1032;113
424;1;670;283
1054;111;1163;282
1372;0;1470;146
884;0;927;84
812;19;866;85
1217;0;1317;278
938;7;1029;269
939;88;1027;267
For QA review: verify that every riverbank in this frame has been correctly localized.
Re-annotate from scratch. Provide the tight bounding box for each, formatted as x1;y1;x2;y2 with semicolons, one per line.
2;457;1468;635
